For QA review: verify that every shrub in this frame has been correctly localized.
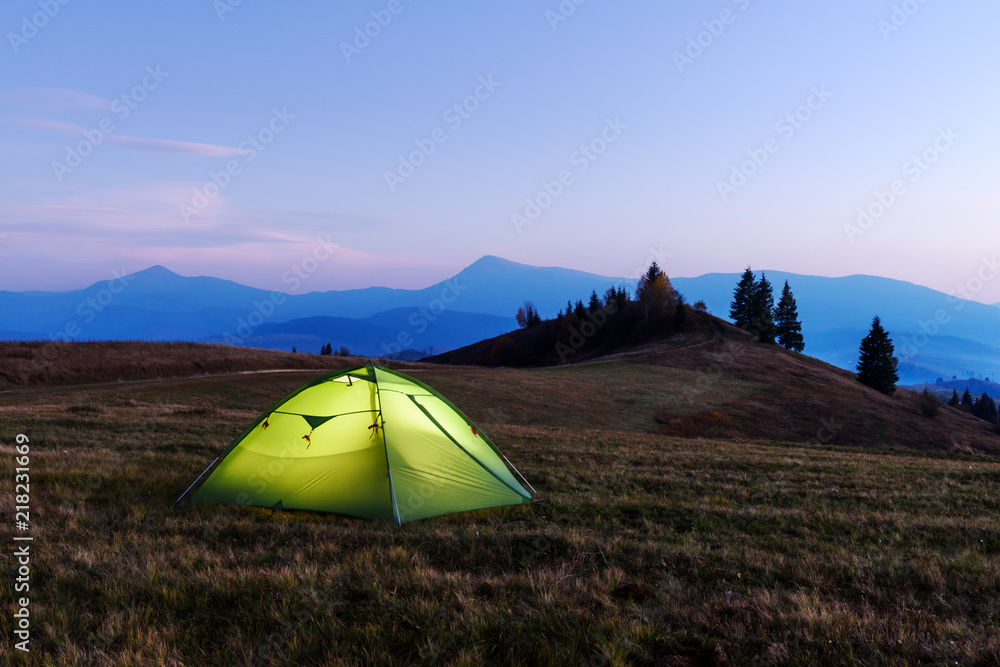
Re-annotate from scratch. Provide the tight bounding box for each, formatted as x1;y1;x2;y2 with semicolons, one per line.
918;388;940;418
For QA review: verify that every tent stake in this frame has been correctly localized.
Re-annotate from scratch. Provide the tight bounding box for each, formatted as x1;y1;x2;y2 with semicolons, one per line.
176;456;219;504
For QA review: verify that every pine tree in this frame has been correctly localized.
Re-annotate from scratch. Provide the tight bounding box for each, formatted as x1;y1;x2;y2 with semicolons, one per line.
730;267;756;329
526;303;542;327
574;300;586;319
856;315;899;395
961;387;973;409
973;393;997;422
948;389;959;407
614;286;629;310
635;261;678;327
674;295;688;328
752;273;776;344
588;290;600;312
774;280;804;351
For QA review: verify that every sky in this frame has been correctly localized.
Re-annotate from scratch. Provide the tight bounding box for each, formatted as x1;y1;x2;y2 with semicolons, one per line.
2;1;999;303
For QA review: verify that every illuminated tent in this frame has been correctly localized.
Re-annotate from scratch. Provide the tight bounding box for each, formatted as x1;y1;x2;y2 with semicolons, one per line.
181;365;534;524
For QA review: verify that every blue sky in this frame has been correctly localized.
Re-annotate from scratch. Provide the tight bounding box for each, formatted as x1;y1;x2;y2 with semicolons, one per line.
2;1;999;303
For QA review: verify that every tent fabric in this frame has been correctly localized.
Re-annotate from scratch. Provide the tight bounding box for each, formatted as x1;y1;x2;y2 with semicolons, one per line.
189;365;532;523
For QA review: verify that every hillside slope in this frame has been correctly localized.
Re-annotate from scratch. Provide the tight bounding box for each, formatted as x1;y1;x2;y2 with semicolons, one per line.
427;311;1000;455
0;341;385;390
673;271;1000;383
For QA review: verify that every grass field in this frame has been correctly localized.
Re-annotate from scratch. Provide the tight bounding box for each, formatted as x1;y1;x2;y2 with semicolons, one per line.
2;362;999;665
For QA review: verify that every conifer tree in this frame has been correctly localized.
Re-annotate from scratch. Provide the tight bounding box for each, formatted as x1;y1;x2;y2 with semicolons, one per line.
961;387;973;409
529;306;542;327
614;286;629;310
774;280;804;351
729;267;756;329
588;290;600;312
752;273;776;344
674;295;688;328
948;389;959;407
973;393;997;422
635;261;679;327
573;300;586;319
856;315;899;395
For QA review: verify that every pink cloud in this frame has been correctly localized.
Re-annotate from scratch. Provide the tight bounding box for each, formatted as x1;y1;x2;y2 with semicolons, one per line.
10;117;241;157
106;134;242;157
0;87;113;110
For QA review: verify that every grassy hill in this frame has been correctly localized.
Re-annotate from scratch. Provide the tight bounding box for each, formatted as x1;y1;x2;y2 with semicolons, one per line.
428;309;1000;455
1;341;998;663
0;341;386;391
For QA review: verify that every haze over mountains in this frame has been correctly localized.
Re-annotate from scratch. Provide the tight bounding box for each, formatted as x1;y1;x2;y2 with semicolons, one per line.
3;255;998;383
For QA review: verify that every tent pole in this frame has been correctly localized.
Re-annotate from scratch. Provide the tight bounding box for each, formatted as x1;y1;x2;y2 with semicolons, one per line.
176;456;219;504
502;454;537;495
371;364;402;525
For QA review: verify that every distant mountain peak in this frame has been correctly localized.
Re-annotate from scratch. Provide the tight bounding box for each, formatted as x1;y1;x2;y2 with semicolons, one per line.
467;255;522;268
133;265;182;279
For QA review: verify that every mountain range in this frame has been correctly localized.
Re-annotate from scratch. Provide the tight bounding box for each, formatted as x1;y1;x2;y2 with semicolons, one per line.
2;255;998;384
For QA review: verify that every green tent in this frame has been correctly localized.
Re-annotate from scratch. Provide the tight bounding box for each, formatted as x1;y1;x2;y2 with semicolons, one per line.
182;365;534;524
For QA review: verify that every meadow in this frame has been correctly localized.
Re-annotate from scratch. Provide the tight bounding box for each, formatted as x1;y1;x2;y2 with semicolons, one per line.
1;358;998;665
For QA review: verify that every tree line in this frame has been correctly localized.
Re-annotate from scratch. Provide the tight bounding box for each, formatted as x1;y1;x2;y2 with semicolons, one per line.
947;387;998;423
729;267;804;351
507;262;702;365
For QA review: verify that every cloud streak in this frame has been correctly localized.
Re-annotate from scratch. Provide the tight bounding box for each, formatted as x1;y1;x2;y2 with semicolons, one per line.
11;117;242;157
0;87;113;110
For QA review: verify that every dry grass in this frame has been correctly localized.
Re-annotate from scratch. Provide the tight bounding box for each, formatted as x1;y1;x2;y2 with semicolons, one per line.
1;363;999;664
0;341;382;390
